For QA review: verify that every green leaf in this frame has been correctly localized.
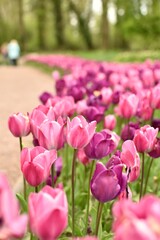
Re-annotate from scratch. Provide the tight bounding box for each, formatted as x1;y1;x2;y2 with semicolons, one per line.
16;193;28;213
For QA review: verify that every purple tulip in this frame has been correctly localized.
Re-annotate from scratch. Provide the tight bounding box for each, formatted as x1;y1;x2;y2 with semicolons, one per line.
87;94;102;107
148;138;160;158
151;118;160;131
106;151;122;169
121;122;140;141
55;157;63;177
83;106;104;123
32;138;40;146
39;91;53;105
112;91;120;104
67;85;86;102
46;157;63;185
55;79;66;96
91;161;127;203
84;130;115;160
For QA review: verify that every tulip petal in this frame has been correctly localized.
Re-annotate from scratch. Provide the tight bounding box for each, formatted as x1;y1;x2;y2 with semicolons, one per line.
91;162;106;186
67;125;89;148
23;163;44;186
91;169;120;202
10;215;28;238
37;209;67;240
95;140;113;159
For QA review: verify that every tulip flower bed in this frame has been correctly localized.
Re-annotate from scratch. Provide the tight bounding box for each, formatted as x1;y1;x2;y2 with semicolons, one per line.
4;54;160;240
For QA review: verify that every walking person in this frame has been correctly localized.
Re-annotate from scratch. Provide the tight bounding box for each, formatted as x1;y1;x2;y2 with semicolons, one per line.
8;39;20;66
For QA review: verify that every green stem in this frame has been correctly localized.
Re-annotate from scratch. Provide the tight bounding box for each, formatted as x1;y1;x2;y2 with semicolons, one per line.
23;176;27;200
139;152;145;200
143;158;154;195
19;137;27;200
71;149;77;237
51;164;55;187
65;144;69;179
95;202;104;236
19;137;23;151
150;109;155;125
85;161;95;234
35;186;38;193
30;232;33;240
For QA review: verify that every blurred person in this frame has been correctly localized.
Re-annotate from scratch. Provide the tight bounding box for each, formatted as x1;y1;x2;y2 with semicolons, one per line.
1;42;8;64
8;39;20;66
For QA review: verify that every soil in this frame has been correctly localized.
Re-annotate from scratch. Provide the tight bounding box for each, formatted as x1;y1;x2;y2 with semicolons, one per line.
0;64;54;191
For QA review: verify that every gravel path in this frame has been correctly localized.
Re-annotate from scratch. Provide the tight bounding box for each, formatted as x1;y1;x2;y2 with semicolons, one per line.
0;65;54;190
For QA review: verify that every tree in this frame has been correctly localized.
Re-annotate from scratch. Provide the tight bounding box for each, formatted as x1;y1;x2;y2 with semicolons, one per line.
51;0;65;48
101;0;109;48
17;0;25;51
35;0;47;49
69;0;94;49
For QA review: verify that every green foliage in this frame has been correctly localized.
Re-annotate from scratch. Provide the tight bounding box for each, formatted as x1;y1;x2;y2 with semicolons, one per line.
1;0;160;51
16;193;28;213
121;15;160;50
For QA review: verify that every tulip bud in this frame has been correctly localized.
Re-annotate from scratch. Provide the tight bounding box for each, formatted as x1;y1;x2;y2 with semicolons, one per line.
29;186;68;240
8;112;30;137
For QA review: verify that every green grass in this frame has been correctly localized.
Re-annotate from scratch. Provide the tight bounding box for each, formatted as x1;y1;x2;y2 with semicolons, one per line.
64;49;160;62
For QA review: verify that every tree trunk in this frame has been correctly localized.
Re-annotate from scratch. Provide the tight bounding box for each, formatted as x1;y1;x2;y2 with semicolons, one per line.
152;0;160;15
52;0;65;48
17;0;25;51
36;0;46;49
69;0;94;49
101;0;109;49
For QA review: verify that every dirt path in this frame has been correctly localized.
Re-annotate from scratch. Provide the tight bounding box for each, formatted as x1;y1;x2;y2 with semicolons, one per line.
0;65;54;189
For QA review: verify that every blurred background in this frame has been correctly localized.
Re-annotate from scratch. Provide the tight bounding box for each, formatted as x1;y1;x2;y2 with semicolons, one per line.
0;0;160;54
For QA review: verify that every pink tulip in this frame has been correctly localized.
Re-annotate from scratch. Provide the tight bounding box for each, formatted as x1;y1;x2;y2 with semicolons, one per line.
112;195;160;240
67;115;96;149
38;118;65;150
115;93;139;119
141;68;155;88
21;146;57;186
29;186;68;240
109;72;120;86
8;112;30;137
136;90;153;121
104;114;116;130
77;149;91;165
76;99;88;114
45;95;61;107
121;140;140;182
133;125;158;153
0;173;28;239
128;76;143;93
29;105;56;139
154;69;160;81
100;87;113;106
52;70;60;81
151;84;160;109
48;96;76;118
118;186;132;200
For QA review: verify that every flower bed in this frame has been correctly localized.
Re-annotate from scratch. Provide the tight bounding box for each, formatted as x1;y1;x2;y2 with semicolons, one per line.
4;54;160;239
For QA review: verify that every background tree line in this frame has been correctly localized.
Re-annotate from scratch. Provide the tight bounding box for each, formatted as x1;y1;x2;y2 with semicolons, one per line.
0;0;160;52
